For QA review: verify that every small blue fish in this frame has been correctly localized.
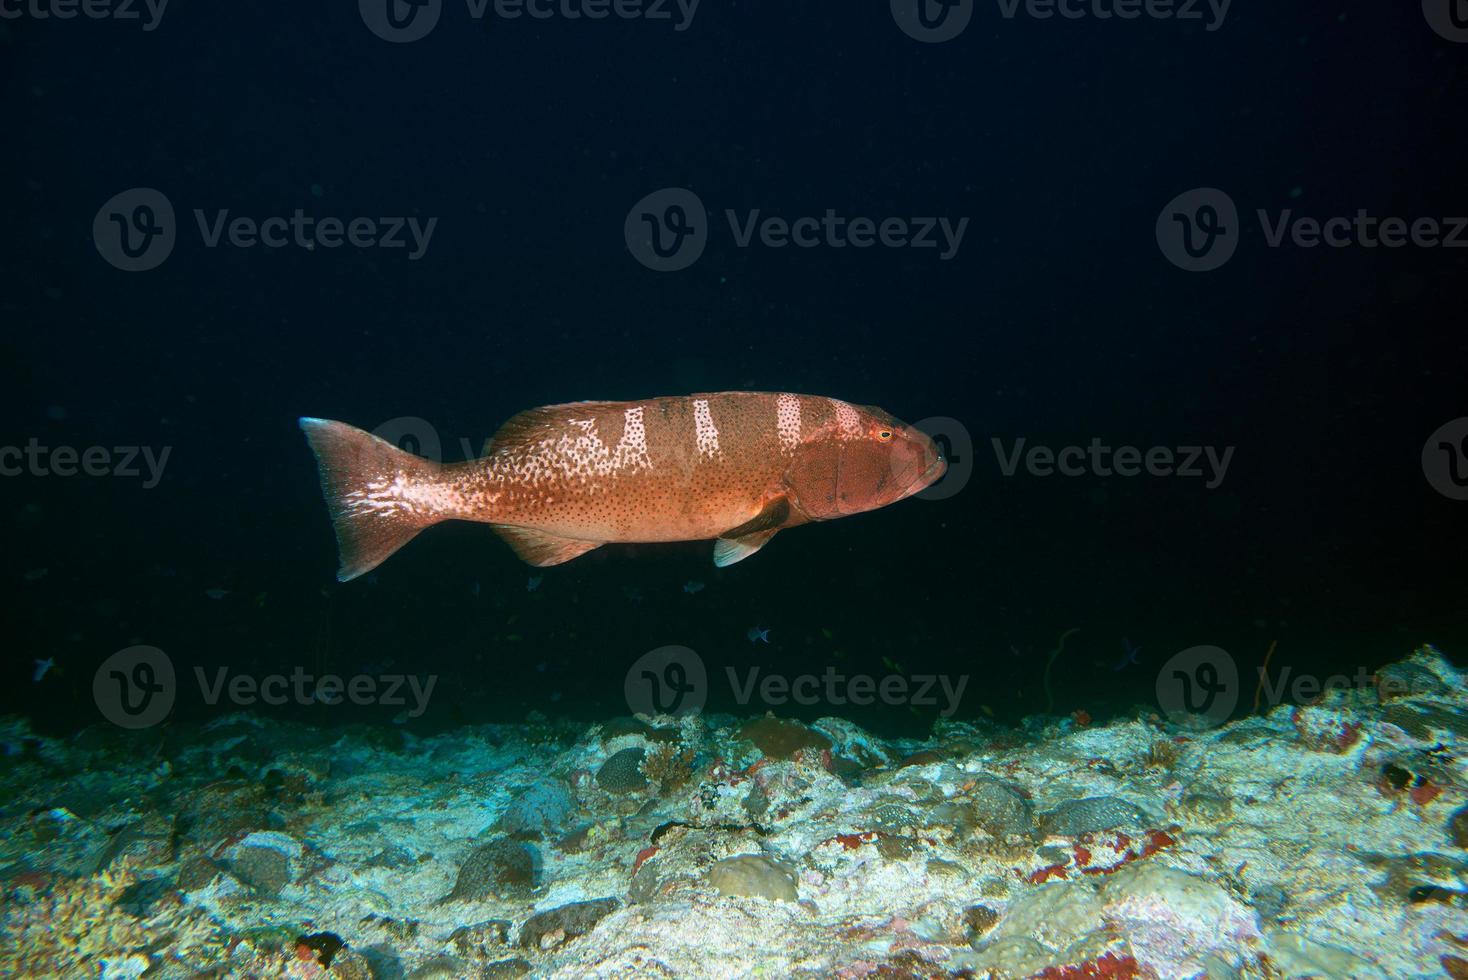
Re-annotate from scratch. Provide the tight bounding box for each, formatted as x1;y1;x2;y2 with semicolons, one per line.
33;658;55;682
683;579;706;594
204;588;230;600
747;625;770;644
526;575;543;592
1112;638;1142;672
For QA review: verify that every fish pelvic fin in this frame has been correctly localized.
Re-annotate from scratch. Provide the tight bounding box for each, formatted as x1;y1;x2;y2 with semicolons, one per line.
299;417;447;582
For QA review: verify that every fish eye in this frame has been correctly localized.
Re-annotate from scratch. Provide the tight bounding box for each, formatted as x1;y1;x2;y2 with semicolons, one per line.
878;429;893;440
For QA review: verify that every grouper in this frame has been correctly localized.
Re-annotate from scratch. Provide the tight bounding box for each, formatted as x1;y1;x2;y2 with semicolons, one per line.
300;391;944;580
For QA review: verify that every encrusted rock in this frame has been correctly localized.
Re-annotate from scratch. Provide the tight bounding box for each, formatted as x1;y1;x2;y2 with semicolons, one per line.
962;903;1000;946
483;957;533;978
448;919;512;957
407;956;468;979
95;815;176;871
1040;796;1153;837
1376;662;1449;701
707;853;799;902
220;831;302;895
443;839;540;903
601;717;680;744
498;779;577;839
517;897;619;949
596;748;649;794
1451;806;1468;849
965;776;1035;839
738;716;831;760
1382;703;1468;742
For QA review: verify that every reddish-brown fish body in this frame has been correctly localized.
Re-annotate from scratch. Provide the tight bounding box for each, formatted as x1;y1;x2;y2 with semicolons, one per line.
301;392;943;580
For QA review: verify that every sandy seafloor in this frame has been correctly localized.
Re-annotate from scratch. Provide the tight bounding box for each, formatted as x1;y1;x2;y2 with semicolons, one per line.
3;646;1466;979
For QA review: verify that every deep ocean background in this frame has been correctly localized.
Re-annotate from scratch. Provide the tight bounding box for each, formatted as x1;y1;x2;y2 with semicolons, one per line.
1;1;1464;737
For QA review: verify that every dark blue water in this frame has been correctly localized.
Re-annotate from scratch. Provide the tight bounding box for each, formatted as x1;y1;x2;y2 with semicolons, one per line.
2;1;1464;734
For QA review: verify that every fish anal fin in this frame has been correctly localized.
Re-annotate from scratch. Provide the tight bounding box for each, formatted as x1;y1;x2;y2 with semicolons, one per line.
713;528;779;567
493;525;603;566
719;496;790;539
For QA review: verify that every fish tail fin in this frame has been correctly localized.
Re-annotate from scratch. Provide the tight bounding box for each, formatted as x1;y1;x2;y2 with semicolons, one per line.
299;417;448;582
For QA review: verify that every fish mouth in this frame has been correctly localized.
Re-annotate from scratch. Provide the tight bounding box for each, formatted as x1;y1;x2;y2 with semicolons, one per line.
908;449;946;494
889;451;945;503
920;454;947;486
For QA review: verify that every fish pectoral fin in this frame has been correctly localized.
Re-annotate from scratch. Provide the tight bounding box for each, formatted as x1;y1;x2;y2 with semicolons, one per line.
492;525;602;567
719;496;790;538
712;497;790;567
713;528;779;567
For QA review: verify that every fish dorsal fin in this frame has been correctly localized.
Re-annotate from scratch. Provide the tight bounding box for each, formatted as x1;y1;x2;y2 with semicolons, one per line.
712;497;790;567
489;402;621;450
713;529;778;567
719;497;790;539
492;525;602;566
